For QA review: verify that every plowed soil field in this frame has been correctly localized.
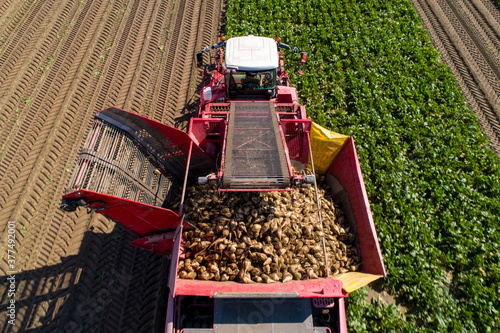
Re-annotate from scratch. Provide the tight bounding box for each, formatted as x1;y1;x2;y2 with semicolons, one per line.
0;0;224;331
1;0;500;332
412;0;500;156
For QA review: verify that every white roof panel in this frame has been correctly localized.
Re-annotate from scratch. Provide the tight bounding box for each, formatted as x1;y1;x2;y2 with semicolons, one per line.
225;36;279;71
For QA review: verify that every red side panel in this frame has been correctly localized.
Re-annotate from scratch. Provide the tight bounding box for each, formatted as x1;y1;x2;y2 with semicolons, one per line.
337;297;348;333
328;137;386;276
131;232;175;256
276;86;298;104
165;225;183;333
97;107;216;180
174;278;346;298
281;119;311;164
63;189;182;236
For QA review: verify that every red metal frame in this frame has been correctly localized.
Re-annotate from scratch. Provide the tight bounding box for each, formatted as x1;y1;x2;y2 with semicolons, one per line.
63;37;385;333
62;189;183;236
280;119;311;165
190;44;313;191
337;297;347;333
173;277;347;298
328;138;386;276
165;224;183;333
131;232;175;256
277;115;296;179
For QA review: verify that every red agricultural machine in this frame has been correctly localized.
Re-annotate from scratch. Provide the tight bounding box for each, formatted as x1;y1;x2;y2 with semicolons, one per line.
61;35;385;332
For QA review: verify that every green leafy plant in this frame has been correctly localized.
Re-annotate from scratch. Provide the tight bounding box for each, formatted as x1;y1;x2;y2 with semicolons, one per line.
227;0;500;331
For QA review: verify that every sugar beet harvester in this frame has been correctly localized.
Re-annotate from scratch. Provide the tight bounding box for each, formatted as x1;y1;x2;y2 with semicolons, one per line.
61;35;385;332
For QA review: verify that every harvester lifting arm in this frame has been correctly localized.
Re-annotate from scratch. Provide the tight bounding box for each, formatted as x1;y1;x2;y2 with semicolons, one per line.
196;38;226;67
276;41;299;52
201;40;226;52
276;40;307;66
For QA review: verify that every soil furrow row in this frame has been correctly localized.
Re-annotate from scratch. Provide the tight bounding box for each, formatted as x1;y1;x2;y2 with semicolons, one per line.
121;0;169;114
0;0;101;247
92;0;145;110
140;0;178;120
0;0;95;187
23;0;131;275
102;235;138;332
0;0;18;31
0;0;114;281
107;0;155;109
466;0;500;52
0;0;224;330
412;0;500;155
433;1;500;97
0;0;119;231
0;0;37;49
0;0;53;89
444;0;500;94
150;0;188;123
471;0;500;42
0;0;61;142
30;0;168;324
157;0;203;128
461;0;500;68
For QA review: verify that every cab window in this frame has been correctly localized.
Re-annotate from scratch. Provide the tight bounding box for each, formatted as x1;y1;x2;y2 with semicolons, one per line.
227;70;276;90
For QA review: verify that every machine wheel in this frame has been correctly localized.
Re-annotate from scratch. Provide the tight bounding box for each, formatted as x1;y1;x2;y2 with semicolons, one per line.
60;198;77;212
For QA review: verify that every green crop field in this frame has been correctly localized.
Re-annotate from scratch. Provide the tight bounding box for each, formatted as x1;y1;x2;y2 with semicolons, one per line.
226;0;500;331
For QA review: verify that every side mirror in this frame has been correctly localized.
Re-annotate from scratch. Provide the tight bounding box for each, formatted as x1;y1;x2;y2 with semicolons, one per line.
297;52;307;75
196;52;203;67
300;52;307;66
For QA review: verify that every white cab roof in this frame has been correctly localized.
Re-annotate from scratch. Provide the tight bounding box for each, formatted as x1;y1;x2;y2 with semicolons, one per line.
225;35;279;71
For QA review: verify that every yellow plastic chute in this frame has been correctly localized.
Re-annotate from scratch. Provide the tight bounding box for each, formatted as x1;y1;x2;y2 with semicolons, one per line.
310;122;348;174
334;272;383;293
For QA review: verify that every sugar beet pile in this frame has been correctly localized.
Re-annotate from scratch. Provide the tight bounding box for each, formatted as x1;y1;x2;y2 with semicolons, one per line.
176;178;361;283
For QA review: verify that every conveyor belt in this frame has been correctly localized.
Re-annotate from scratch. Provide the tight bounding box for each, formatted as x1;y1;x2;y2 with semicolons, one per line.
223;102;290;189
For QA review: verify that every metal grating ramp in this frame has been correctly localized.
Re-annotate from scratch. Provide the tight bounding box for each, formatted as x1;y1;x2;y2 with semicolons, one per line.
222;102;290;189
65;119;172;207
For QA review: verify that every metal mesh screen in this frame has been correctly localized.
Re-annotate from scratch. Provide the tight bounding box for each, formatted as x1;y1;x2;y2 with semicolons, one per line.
66;119;172;206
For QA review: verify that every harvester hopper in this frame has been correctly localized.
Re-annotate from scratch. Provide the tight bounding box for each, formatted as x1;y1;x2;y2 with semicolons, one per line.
61;35;385;332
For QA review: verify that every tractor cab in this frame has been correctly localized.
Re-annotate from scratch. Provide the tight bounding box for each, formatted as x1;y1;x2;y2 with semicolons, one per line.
224;36;278;99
